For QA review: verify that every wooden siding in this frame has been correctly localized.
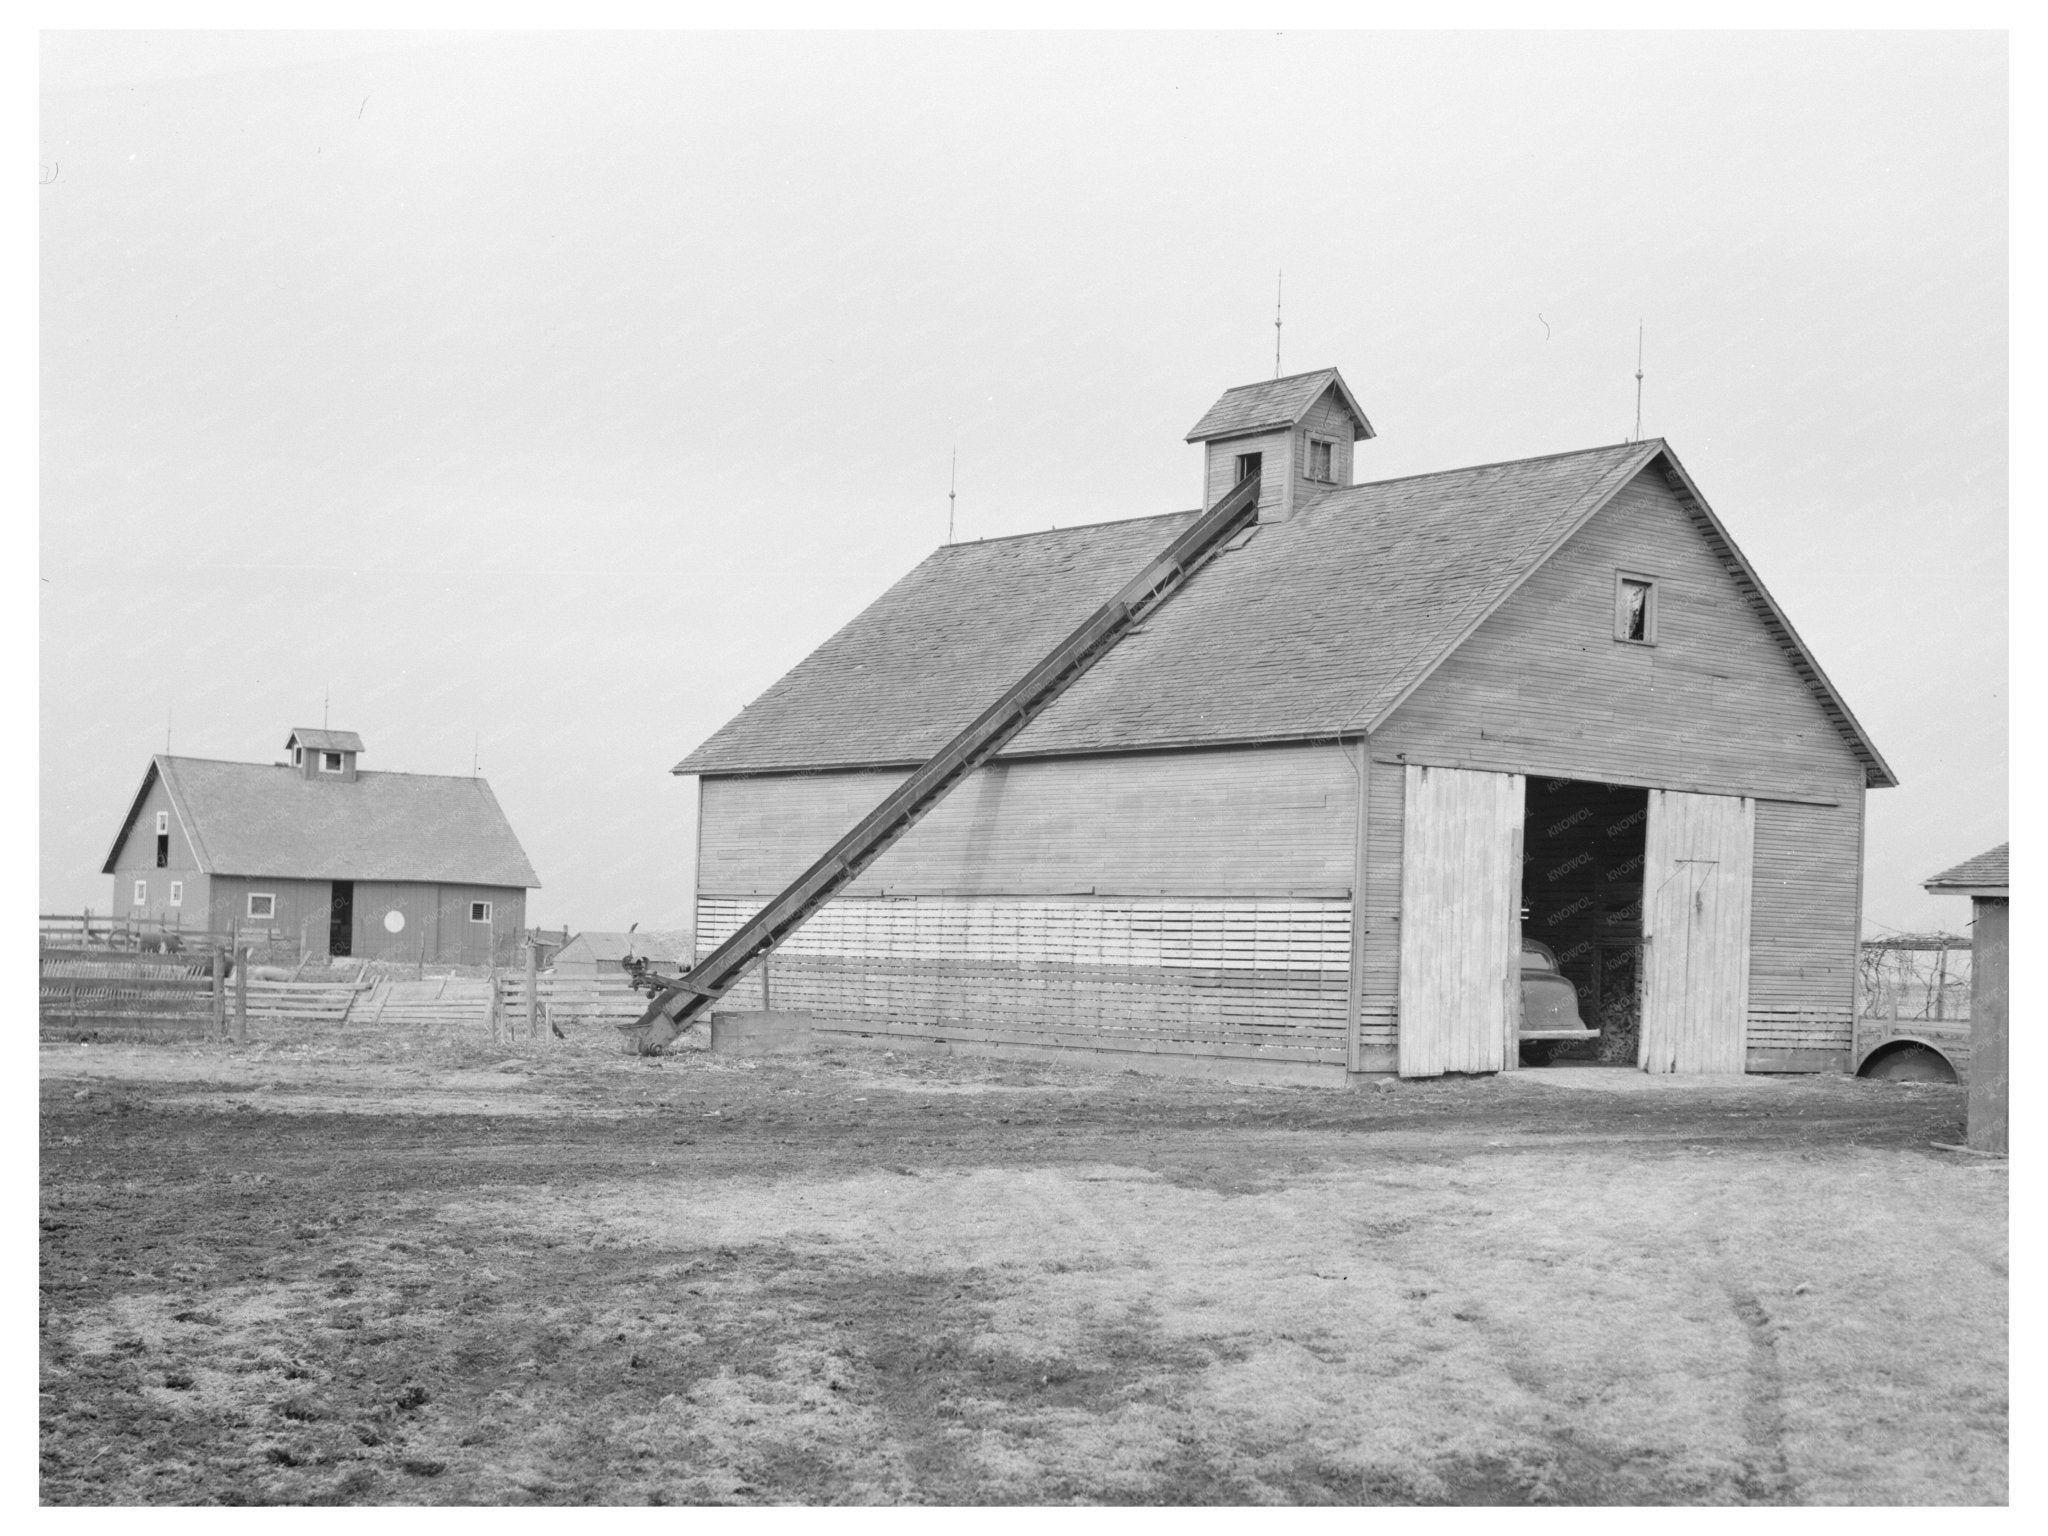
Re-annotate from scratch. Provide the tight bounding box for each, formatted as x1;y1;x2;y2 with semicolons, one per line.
1356;749;1404;1049
1748;797;1861;1056
1204;427;1292;520
698;893;1351;1063
1296;391;1357;494
107;772;209;927
1397;765;1523;1076
1968;898;2007;1153
203;876;332;948
1641;791;1754;1073
1374;466;1867;805
350;882;524;965
699;745;1357;899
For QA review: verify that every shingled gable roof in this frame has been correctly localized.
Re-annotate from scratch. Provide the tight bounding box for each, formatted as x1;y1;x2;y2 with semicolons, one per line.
674;439;1895;788
103;756;540;886
1184;367;1375;443
287;728;365;753
1923;844;2008;895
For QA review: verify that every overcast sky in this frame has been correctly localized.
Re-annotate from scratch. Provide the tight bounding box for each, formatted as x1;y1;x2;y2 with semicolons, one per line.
40;30;2006;937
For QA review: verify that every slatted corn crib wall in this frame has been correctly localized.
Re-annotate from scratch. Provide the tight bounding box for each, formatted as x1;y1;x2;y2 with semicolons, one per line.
697;894;1359;1063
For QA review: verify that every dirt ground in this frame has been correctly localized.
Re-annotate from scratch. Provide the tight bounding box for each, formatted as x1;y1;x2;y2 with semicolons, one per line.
39;1027;2007;1506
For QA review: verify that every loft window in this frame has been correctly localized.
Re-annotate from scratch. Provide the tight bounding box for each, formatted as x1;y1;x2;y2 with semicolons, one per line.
1307;438;1335;483
133;880;147;907
169;881;183;907
1615;573;1658;645
155;811;170;867
1235;451;1263;484
248;893;276;920
156;811;169;835
320;751;343;773
470;900;493;923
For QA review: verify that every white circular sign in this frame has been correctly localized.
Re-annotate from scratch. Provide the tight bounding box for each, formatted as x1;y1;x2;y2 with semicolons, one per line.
383;910;406;934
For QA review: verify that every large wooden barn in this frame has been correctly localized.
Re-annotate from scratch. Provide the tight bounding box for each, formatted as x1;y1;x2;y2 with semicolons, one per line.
674;368;1894;1081
104;728;539;965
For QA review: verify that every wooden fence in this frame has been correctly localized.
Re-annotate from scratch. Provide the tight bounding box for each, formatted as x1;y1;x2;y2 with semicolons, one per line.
39;950;368;1038
40;912;285;953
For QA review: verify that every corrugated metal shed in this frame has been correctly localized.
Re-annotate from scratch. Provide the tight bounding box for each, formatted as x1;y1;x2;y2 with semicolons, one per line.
102;757;540;887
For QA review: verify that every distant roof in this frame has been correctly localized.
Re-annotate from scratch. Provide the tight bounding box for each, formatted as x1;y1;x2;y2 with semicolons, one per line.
104;757;539;886
1185;368;1374;444
555;930;692;965
674;439;1894;788
1924;844;2008;896
287;728;365;753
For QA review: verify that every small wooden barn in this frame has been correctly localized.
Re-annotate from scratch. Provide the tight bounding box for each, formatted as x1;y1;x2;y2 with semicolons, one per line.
674;368;1894;1081
1923;844;2008;1153
103;728;540;965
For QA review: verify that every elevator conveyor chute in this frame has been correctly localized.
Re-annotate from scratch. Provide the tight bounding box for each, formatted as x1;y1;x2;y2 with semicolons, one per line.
617;470;1265;1054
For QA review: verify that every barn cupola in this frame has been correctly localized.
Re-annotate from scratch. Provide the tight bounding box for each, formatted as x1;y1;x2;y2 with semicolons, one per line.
286;727;364;784
1185;367;1375;525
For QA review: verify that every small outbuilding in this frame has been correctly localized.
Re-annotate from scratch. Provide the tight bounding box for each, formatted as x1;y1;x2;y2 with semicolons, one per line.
1923;844;2008;1153
103;728;540;965
674;367;1894;1081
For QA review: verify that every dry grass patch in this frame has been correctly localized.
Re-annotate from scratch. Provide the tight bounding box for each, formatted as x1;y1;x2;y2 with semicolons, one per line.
41;1042;2003;1504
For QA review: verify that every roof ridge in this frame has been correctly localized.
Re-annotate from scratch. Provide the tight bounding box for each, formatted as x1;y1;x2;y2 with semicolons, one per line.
1342;438;1658;494
1219;366;1336;391
936;507;1199;551
153;752;496;785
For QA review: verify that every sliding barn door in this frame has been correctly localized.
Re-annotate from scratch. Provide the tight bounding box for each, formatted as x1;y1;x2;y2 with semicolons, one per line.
1398;765;1524;1077
1641;790;1755;1073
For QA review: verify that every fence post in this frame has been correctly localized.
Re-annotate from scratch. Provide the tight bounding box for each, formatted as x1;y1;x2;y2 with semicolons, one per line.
487;968;501;1045
234;945;248;1043
525;942;539;1047
211;946;226;1038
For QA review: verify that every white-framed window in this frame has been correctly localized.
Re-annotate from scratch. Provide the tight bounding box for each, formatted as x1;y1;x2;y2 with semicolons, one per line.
1235;450;1263;484
470;900;493;923
1615;572;1658;645
155;811;169;835
169;881;184;907
1306;438;1335;483
320;751;344;773
133;879;148;907
248;893;276;920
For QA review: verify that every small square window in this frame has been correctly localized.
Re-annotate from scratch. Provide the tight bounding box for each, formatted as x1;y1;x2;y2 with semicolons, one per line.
170;881;184;907
1235;451;1263;484
1615;574;1658;645
470;901;493;923
1307;438;1335;483
133;880;148;907
248;893;276;920
320;751;344;773
156;811;169;835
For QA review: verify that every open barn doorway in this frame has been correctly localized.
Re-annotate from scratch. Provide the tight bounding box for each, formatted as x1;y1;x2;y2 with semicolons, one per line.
1520;777;1648;1067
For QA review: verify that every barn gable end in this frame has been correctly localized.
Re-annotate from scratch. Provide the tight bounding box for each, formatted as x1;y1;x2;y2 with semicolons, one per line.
1372;461;1867;801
